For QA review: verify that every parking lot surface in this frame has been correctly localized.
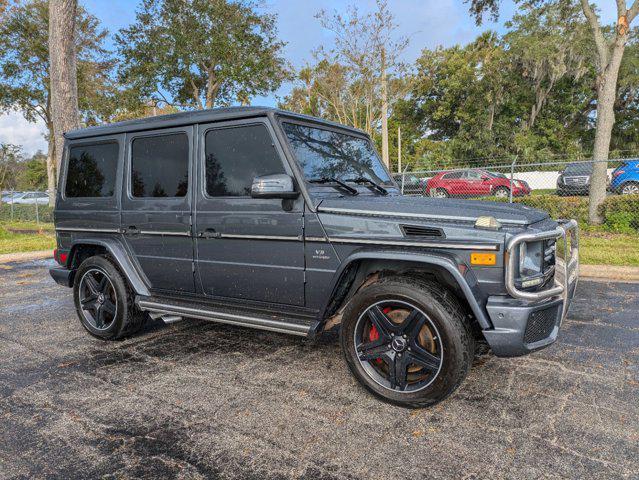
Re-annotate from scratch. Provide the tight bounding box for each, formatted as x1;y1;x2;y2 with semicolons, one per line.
1;260;638;479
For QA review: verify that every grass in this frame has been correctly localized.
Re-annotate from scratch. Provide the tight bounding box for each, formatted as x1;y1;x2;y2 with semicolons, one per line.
578;231;639;266
0;220;637;267
0;221;56;255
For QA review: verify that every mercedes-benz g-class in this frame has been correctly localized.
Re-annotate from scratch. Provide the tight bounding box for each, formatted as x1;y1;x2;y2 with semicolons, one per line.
50;107;579;407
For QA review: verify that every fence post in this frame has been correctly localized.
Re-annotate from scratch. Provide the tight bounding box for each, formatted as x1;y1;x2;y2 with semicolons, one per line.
10;189;14;221
509;156;518;203
401;164;409;195
35;198;40;224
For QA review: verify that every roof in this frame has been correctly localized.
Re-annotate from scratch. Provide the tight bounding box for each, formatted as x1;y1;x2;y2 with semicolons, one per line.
64;106;366;140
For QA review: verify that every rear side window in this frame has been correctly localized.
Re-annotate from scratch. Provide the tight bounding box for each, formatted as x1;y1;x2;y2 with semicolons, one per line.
443;171;463;179
204;124;285;197
131;133;189;198
65;142;119;197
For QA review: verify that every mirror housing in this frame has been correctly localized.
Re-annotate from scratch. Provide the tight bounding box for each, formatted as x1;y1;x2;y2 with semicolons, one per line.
481;175;490;181
251;174;299;199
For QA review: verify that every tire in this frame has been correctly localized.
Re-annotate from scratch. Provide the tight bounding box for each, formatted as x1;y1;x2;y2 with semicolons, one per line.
431;188;449;198
620;182;639;195
494;186;510;198
340;276;474;408
73;255;146;340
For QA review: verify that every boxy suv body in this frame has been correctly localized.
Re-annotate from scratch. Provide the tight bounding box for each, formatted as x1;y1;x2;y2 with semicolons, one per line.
50;107;579;407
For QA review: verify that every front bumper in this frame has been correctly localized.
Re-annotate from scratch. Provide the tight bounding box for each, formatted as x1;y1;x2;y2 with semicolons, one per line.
483;220;579;357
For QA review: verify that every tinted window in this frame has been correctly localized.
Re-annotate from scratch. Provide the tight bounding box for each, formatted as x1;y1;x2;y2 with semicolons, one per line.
564;163;593;175
131;134;189;197
66;142;119;197
465;171;482;180
205;124;284;197
282;123;391;184
443;171;463;179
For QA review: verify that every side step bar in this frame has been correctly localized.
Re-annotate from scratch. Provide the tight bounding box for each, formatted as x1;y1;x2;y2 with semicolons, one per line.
136;297;313;337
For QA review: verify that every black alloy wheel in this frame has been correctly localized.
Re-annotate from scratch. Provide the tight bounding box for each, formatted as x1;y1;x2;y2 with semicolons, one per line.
354;300;443;393
78;268;118;331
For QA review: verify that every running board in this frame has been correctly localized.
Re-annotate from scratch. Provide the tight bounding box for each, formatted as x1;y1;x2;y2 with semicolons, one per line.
136;297;313;337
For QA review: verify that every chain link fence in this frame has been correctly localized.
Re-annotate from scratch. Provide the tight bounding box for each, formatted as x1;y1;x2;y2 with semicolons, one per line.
393;157;639;232
0;190;53;223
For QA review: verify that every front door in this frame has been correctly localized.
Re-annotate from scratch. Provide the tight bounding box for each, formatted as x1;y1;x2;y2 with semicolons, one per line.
194;119;305;306
121;126;195;293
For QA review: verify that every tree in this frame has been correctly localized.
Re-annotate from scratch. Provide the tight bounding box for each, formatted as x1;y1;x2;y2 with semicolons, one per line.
0;143;23;204
0;0;119;205
49;0;80;204
465;0;639;223
315;0;408;168
115;0;289;109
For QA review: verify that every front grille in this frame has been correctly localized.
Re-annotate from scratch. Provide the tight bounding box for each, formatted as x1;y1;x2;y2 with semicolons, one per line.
524;305;560;344
564;176;588;185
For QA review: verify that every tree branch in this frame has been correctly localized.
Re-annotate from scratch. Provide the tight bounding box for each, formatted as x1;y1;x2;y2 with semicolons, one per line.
628;0;639;22
580;0;610;68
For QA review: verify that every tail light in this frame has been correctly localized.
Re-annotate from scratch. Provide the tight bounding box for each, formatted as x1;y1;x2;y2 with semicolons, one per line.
54;249;68;266
613;170;624;178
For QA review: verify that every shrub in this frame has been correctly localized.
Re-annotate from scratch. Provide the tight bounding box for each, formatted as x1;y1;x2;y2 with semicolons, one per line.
0;204;54;223
598;195;639;233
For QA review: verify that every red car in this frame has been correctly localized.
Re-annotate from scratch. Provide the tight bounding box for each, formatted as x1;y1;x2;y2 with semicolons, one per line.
425;169;531;198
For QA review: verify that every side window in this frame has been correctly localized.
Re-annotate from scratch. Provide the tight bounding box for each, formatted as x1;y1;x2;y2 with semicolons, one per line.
131;133;189;198
465;171;481;180
204;124;285;197
66;142;119;198
443;172;462;180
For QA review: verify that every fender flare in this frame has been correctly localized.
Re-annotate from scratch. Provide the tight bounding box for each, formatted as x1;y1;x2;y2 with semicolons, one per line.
68;237;151;297
318;250;491;329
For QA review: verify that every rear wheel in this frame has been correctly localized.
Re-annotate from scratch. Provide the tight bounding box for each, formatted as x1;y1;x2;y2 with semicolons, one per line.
431;188;449;198
340;276;474;408
621;182;639;195
494;186;510;198
73;255;146;340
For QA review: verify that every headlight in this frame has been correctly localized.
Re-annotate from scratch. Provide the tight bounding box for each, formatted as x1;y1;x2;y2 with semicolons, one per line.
519;241;543;277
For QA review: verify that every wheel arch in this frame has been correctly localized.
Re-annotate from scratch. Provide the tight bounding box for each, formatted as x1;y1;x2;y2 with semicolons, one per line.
67;238;151;296
317;250;491;332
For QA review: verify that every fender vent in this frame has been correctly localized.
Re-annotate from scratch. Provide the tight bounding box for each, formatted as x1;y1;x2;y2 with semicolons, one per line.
400;225;444;238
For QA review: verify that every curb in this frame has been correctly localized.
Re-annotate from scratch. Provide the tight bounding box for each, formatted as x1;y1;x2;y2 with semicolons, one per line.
1;250;639;282
0;250;52;264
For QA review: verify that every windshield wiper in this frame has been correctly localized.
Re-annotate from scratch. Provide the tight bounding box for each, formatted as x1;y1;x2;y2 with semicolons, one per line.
344;177;389;195
308;177;359;196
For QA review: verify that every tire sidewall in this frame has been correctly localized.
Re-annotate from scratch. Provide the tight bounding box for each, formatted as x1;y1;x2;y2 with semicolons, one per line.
340;278;472;407
73;256;129;340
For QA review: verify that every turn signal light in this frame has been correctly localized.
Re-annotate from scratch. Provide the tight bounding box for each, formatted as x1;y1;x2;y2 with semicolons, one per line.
470;252;496;266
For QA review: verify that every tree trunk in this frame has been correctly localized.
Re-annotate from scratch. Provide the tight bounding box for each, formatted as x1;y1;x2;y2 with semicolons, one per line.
588;41;626;224
380;48;390;168
49;0;79;192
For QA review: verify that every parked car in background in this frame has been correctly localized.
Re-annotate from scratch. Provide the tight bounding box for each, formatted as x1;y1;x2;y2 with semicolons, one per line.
610;160;639;195
397;173;427;194
8;191;49;205
556;162;593;196
425;169;531;198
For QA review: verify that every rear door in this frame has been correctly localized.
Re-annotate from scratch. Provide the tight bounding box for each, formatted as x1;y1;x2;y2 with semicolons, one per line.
120;126;195;293
194;118;305;306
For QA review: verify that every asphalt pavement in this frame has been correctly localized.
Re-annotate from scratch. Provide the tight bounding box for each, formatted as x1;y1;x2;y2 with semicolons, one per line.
1;259;637;479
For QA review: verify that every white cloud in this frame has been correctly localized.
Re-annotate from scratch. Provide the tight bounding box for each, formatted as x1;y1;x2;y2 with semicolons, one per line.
0;111;48;156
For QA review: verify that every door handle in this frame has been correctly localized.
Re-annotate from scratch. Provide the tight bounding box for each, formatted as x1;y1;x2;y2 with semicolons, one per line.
198;228;220;239
125;226;141;235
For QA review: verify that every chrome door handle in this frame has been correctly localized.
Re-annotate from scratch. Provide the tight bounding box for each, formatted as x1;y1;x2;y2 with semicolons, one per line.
198;228;220;239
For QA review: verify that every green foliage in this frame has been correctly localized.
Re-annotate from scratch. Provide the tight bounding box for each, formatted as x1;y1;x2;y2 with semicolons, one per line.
115;0;289;109
17;153;47;191
598;195;639;232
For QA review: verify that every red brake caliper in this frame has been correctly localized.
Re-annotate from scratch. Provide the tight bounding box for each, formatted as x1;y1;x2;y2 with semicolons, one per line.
369;307;392;365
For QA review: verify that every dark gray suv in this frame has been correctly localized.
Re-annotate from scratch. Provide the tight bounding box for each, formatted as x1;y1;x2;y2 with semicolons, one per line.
50;107;579;407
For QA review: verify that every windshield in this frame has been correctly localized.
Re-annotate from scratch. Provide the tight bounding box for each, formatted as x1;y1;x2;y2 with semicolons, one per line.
281;122;393;185
564;163;593;175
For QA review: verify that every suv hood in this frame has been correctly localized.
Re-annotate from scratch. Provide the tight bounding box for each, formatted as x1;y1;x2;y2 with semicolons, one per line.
317;196;549;227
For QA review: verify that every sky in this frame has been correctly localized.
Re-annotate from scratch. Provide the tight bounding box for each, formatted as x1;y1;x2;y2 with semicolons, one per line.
0;0;617;155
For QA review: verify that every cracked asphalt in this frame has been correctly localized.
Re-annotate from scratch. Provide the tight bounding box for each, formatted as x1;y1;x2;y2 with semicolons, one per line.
1;259;638;479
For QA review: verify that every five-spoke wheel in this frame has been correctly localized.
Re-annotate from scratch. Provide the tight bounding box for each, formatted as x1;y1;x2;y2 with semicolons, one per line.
78;268;118;331
354;301;443;392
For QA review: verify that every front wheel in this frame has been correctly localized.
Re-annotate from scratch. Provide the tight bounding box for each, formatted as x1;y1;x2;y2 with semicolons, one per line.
340;276;474;408
494;186;510;198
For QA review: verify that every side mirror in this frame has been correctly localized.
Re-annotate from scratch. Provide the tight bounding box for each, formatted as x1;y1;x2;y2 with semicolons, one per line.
481;176;490;181
251;174;299;199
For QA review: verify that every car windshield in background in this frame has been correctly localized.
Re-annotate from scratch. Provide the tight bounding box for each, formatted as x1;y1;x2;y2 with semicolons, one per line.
282;122;392;185
564;163;593;175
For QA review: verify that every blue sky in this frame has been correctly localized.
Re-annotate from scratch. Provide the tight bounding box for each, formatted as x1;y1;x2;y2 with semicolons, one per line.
0;0;617;154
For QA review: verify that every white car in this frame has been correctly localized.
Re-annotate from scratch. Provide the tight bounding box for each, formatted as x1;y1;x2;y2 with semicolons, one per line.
7;191;50;205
